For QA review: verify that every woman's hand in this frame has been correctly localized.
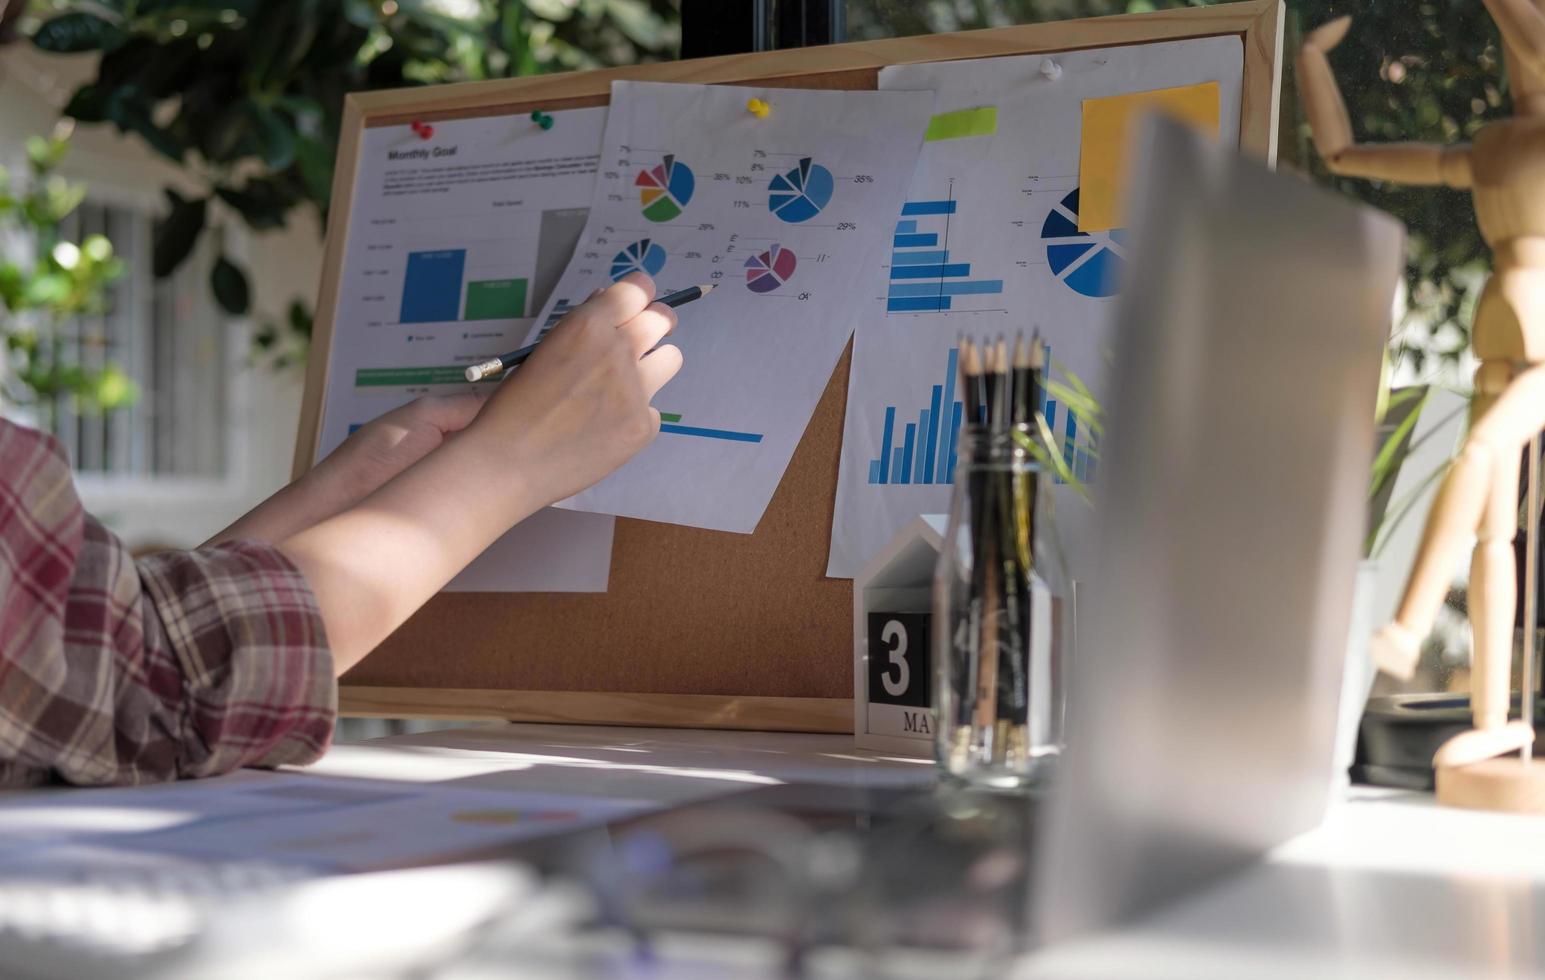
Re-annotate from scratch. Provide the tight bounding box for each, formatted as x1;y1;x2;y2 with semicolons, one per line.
312;393;486;508
278;271;684;674
206;394;484;546
469;271;682;507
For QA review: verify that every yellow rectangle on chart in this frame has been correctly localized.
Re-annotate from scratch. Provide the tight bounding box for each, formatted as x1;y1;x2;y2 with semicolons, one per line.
1077;81;1220;232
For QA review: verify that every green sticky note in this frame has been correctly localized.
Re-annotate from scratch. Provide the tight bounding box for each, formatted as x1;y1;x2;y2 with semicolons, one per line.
924;106;998;142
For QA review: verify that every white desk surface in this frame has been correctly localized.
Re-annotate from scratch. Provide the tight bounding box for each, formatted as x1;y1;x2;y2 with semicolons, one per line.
306;723;1545;980
8;722;1542;977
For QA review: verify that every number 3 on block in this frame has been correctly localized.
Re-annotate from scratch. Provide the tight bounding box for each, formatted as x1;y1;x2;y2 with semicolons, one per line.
866;612;930;709
881;620;909;697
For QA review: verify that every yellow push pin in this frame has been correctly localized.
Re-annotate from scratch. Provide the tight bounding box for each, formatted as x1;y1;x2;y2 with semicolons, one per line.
746;97;771;119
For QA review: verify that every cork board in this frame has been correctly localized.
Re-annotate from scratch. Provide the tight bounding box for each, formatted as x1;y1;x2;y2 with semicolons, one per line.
295;0;1284;733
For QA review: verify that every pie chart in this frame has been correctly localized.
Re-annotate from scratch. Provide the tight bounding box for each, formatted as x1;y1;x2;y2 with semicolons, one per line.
769;157;833;223
745;243;797;293
636;154;695;222
610;239;667;281
1041;188;1124;299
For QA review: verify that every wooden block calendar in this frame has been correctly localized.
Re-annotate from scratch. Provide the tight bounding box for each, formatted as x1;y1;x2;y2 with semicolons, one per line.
294;0;1284;733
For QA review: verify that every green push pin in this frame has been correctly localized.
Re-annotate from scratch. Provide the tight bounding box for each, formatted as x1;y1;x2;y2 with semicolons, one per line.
531;111;554;130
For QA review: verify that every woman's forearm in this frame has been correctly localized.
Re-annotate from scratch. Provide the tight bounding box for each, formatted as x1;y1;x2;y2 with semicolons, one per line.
207;395;487;549
273;273;677;677
277;428;540;675
204;469;356;547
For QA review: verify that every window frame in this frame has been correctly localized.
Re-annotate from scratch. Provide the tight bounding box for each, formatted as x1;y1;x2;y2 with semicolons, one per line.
53;159;254;510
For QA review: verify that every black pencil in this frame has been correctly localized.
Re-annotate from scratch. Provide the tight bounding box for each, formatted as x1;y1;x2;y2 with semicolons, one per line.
463;283;715;382
960;338;983;425
982;337;1004;429
1011;334;1031;427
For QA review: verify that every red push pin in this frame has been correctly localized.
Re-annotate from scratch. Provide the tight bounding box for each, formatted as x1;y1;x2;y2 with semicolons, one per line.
410;120;434;140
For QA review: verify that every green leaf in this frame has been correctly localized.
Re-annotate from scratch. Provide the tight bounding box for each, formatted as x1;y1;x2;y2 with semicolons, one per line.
32;12;128;54
200;102;252;164
602;0;667;48
1044;374;1104;439
153;196;206;278
22;272;71;307
293;134;334;206
287;298;313;338
248;103;297;171
1369;389;1428;501
210;255;251;315
63;85;110;123
25;136;69;173
105;88;185;163
90;366;139;411
0;262;24;310
1027;413;1091;502
215;178;296;230
1369;464;1448;559
21;176;86;227
275;95;326;127
250;0;322;90
526;0;577;21
343;0;378;29
82;234;115;264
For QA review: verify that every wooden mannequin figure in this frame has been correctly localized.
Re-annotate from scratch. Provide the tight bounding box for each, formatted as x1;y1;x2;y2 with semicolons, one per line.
1299;1;1545;791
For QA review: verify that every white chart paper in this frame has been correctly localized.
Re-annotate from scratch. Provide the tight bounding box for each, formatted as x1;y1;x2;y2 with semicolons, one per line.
316;106;615;591
533;81;935;533
827;38;1244;579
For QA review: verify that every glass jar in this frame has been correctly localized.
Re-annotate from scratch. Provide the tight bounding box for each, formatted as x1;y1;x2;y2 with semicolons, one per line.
933;424;1071;790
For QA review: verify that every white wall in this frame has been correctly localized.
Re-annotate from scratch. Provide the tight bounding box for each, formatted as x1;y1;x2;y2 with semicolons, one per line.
0;44;323;549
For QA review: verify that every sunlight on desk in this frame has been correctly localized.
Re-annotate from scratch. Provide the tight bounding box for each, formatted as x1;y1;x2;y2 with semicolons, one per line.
306;743;785;789
0;806;197;836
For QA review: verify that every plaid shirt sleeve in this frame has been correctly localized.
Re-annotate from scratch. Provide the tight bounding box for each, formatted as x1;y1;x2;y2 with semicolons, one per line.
0;420;335;786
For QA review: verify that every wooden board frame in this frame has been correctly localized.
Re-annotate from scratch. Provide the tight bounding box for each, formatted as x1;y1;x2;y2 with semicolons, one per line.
296;1;1283;734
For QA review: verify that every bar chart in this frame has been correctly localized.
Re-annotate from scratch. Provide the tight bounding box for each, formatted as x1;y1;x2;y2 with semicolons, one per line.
394;205;589;326
658;410;765;443
866;347;963;485
400;250;467;323
1032;342;1098;485
399;249;529;324
886;188;1004;314
865;344;1096;486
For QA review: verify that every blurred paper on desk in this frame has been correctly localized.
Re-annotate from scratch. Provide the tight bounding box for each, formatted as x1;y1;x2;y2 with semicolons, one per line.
1035;115;1405;942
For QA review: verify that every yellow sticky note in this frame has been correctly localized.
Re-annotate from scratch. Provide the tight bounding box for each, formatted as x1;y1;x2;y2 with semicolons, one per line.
1078;81;1221;232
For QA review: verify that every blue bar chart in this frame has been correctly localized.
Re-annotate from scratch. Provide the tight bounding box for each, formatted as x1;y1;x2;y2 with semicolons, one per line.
400;249;467;323
866;343;1097;486
886;194;1003;313
866;347;962;485
1035;342;1098;485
